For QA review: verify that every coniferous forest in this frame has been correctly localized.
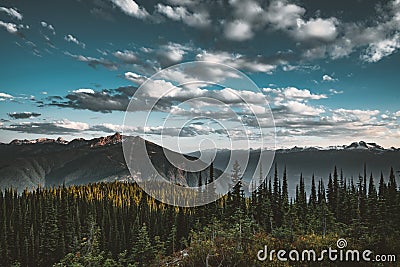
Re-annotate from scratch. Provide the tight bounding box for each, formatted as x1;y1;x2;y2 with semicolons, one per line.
0;164;399;267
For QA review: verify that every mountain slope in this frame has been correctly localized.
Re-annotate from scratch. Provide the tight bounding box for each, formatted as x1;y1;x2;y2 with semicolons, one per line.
0;133;217;192
205;142;400;196
0;135;398;196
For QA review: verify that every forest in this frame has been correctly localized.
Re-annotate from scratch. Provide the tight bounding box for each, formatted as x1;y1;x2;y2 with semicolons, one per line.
0;164;399;266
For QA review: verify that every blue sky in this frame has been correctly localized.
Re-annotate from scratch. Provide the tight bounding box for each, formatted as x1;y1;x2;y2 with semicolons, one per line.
0;0;399;149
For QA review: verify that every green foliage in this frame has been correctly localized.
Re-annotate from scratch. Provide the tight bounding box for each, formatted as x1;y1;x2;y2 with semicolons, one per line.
0;165;398;266
131;224;155;266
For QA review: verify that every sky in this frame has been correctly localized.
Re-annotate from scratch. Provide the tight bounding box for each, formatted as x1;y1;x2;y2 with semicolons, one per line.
0;0;399;150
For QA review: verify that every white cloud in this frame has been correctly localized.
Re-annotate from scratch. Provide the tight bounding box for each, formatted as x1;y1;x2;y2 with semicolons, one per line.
110;0;149;19
3;119;90;134
331;108;380;123
157;42;191;66
224;20;253;41
40;21;56;35
0;92;13;99
124;71;267;109
0;7;22;20
156;3;210;28
322;74;337;82
196;51;276;73
301;0;400;61
285;100;325;116
124;72;147;85
65;52;117;70
362;33;400;62
0;20;18;34
294;18;339;41
55;119;89;131
230;0;265;20
265;0;305;30
395;111;400;117
329;89;343;95
263;87;327;102
64;34;86;48
113;50;138;64
73;88;95;94
224;0;339;44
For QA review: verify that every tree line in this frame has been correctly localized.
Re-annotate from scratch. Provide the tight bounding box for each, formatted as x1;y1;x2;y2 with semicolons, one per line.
0;163;399;266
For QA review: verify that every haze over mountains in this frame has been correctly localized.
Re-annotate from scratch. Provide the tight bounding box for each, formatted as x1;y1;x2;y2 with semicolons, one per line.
0;133;216;192
0;133;398;196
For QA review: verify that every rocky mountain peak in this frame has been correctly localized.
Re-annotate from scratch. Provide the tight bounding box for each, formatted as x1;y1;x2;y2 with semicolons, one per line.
90;132;122;147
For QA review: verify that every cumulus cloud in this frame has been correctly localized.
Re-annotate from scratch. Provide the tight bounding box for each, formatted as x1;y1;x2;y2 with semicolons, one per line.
264;1;339;42
241;86;391;145
294;18;339;42
110;0;149;19
65;52;117;70
264;87;327;102
362;33;400;62
331;108;380;123
196;51;277;73
224;20;253;41
223;0;339;43
8;112;41;119
264;0;304;30
156;42;192;67
124;71;147;85
238;86;330;130
64;34;86;48
0;7;22;20
222;1;263;41
301;0;400;61
156;3;210;28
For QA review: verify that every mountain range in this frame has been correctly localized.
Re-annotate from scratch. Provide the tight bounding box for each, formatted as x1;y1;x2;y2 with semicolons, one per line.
0;133;216;192
0;133;399;196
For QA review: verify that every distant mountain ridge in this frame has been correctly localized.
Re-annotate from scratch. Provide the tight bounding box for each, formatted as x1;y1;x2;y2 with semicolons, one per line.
0;134;398;196
0;133;218;192
4;135;398;151
276;141;397;152
6;132;123;147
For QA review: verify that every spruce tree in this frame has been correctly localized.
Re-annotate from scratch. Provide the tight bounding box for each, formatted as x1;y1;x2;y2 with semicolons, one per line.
38;197;59;266
132;223;155;267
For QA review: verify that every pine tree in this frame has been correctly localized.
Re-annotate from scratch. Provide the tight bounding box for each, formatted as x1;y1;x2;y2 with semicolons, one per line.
282;166;289;215
132;223;155;267
272;163;282;227
387;167;398;230
198;171;203;192
39;197;59;266
309;174;317;208
327;173;334;214
166;224;177;255
230;160;243;213
367;172;377;227
296;173;307;231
